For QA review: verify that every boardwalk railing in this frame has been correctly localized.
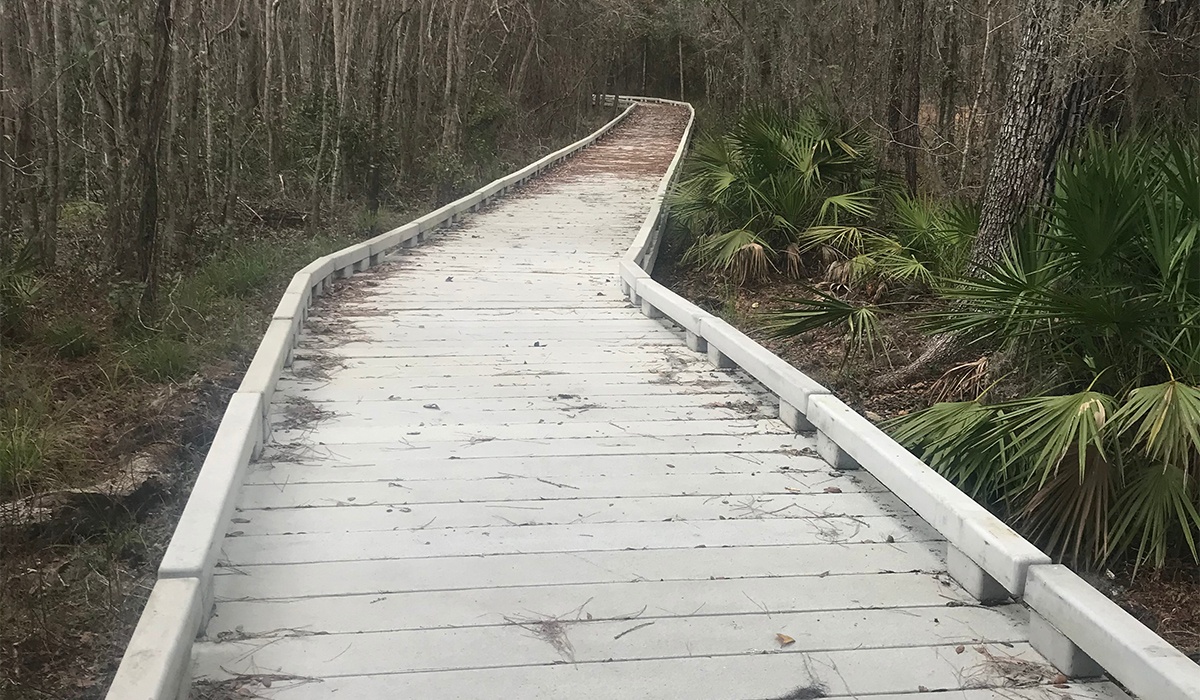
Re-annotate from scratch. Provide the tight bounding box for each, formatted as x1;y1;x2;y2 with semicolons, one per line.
105;102;638;700
610;96;1200;700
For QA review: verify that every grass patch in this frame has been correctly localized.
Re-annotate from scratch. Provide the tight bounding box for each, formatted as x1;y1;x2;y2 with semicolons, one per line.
0;407;51;495
44;316;102;359
121;336;197;382
0;382;80;498
185;243;280;300
170;232;355;358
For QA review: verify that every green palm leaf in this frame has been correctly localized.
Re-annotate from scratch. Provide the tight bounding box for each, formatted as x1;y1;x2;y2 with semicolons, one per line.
1109;464;1200;572
1113;379;1200;475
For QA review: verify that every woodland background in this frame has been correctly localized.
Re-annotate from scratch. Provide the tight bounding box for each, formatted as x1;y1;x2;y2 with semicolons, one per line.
1;0;1197;696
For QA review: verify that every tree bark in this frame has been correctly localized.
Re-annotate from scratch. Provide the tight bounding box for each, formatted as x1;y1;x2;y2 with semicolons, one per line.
970;0;1087;270
886;0;925;191
133;0;175;316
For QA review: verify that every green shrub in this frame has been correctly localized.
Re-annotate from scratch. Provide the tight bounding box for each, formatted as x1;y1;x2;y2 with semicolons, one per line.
0;244;44;341
761;194;978;358
0;388;77;498
188;244;279;299
44;317;101;359
893;129;1200;571
670;106;883;283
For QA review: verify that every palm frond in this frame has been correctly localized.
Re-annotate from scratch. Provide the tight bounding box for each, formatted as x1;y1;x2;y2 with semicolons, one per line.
684;228;775;283
1019;449;1114;567
818;190;878;222
762;291;885;358
1113;379;1200;476
887;401;1015;502
798;225;870;255
1109;464;1200;573
989;390;1116;488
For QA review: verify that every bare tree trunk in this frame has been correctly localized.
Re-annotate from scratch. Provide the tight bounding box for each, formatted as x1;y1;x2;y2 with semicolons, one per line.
50;0;68;262
222;4;248;224
202;3;216;205
899;0;926;190
440;0;460;152
970;0;1087;270
20;0;55;263
677;0;685;101
957;0;997;189
180;0;204;250
309;66;331;236
0;1;12;255
134;0;175;315
936;1;960;144
264;0;277;181
885;0;925;191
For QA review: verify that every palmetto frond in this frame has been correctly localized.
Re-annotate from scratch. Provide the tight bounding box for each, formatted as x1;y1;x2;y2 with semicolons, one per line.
667;105;881;284
762;291;887;359
684;228;775;283
1110;464;1200;573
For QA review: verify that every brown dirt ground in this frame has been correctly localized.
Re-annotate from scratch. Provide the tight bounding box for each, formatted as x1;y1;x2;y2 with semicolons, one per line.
654;233;1200;662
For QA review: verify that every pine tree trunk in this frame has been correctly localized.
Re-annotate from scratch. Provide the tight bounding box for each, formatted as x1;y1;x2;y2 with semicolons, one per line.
970;0;1086;270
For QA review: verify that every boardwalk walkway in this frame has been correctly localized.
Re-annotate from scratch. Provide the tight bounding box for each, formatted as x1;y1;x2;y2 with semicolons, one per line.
189;106;1128;699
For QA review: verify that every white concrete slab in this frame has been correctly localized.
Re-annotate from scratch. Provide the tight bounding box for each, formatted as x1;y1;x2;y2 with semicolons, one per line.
210;541;949;602
223;491;915;535
243;451;825;484
234;470;882;508
218;515;942;566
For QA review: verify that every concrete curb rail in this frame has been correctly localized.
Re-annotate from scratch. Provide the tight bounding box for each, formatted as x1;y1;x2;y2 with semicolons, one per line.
1025;565;1200;700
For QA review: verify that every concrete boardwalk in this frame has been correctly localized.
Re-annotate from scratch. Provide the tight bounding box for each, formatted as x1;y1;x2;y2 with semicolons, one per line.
191;108;1127;699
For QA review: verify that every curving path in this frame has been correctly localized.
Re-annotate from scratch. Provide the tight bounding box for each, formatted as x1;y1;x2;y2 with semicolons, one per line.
189;106;1128;699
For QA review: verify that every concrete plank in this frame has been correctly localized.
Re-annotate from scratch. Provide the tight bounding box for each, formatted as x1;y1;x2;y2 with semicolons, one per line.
267;402;779;428
271;417;794;446
226;491;915;535
199;669;1126;700
258;433;816;464
194;606;1031;676
202;572;977;640
192;641;1066;698
217;516;942;566
242;451;832;484
210;541;949;602
236;470;881;508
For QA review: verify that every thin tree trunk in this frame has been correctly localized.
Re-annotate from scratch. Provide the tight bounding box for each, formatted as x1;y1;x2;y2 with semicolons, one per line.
48;0;68;265
957;0;996;189
21;0;55;263
264;0;277;181
134;0;175;315
223;4;247;224
898;0;926;191
937;2;960;144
